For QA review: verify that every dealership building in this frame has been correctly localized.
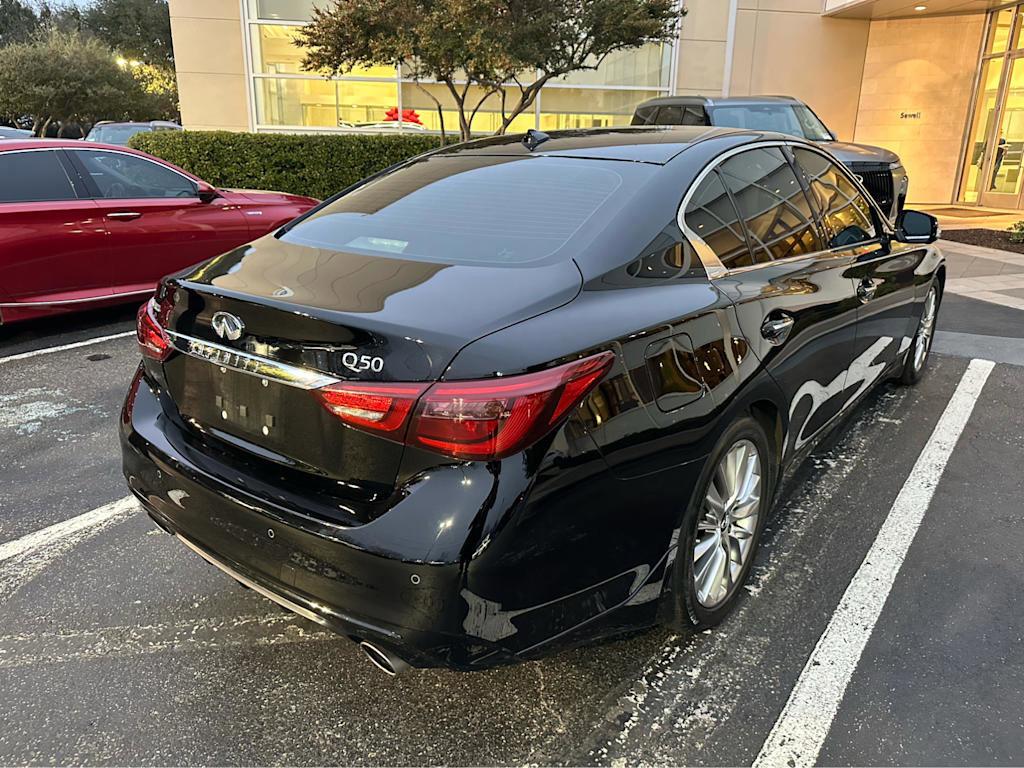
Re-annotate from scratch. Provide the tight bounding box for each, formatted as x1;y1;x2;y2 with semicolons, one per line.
169;0;1024;208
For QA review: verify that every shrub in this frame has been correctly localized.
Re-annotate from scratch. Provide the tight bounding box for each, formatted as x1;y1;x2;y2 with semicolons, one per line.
128;130;445;200
1008;220;1024;244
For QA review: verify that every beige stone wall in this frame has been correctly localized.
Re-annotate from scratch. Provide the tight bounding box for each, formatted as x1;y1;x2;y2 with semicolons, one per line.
676;0;731;96
729;1;871;140
853;14;985;204
168;0;251;132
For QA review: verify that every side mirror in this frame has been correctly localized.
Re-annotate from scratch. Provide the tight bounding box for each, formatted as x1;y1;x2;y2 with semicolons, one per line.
197;184;219;204
894;210;940;244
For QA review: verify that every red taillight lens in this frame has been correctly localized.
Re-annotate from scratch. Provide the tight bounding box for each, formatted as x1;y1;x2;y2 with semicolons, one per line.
136;297;172;361
313;352;614;459
410;351;614;460
315;382;429;434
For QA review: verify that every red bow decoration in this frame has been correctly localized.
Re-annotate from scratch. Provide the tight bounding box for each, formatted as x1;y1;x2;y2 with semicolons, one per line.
383;107;423;125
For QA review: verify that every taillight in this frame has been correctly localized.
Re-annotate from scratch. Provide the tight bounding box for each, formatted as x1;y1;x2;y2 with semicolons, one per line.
410;352;614;459
136;297;172;361
315;382;429;434
313;352;614;460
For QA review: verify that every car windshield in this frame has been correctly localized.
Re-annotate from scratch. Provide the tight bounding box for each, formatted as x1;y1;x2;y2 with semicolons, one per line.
86;125;151;145
709;104;833;142
281;156;651;266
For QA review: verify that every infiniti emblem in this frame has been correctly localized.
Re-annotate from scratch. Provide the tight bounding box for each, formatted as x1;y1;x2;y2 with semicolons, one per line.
211;311;245;341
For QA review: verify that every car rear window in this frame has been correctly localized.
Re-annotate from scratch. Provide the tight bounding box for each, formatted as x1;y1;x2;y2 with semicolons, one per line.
281;156;642;266
86;125;150;144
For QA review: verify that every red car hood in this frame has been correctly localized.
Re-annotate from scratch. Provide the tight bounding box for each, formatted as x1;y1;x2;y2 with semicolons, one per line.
219;188;319;207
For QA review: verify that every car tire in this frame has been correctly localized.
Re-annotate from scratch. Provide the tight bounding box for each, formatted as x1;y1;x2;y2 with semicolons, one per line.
669;416;774;631
899;282;940;386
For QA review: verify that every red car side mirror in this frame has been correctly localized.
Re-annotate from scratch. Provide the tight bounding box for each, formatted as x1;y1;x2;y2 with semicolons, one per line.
197;184;219;204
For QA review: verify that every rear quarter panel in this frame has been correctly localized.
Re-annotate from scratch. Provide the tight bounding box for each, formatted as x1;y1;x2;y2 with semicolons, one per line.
441;243;788;658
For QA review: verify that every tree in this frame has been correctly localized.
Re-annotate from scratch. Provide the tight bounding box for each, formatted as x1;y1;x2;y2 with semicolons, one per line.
0;30;168;135
80;0;174;65
0;0;39;47
298;0;685;141
126;59;178;119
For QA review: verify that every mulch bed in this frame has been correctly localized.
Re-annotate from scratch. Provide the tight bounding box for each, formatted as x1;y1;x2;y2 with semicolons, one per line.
940;227;1024;255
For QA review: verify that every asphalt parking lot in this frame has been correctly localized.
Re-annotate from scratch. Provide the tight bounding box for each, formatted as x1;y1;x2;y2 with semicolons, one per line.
0;240;1022;766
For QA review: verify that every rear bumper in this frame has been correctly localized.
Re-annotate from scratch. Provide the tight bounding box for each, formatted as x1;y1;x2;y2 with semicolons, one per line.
120;370;514;670
121;365;686;670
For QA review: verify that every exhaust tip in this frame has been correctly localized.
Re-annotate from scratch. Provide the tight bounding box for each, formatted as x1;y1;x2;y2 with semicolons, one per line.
359;640;408;676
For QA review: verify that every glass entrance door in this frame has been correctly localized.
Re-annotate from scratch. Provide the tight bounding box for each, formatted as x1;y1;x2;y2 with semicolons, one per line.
981;54;1024;207
960;5;1024;208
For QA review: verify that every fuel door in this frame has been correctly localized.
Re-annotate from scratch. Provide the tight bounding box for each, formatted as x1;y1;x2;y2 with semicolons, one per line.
641;332;707;413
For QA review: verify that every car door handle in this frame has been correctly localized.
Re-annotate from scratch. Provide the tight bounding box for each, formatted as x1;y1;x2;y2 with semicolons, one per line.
107;211;142;221
761;313;795;346
857;278;878;303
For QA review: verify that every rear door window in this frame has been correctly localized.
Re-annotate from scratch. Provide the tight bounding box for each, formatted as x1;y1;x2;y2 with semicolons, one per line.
717;147;823;263
657;105;709;126
792;148;877;248
0;151;78;203
631;106;658;125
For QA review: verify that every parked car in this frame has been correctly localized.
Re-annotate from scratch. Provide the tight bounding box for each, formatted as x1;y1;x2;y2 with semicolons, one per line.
632;95;908;220
84;120;182;146
0;126;32;139
121;126;943;673
0;139;318;325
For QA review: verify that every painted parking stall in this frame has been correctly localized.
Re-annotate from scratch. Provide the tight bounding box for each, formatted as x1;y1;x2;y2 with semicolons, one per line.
1;235;1023;762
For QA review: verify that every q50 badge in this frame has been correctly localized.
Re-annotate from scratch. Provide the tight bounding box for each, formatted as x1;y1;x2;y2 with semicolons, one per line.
342;352;385;374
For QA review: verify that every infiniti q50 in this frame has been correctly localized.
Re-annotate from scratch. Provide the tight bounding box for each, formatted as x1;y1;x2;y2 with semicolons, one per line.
120;127;943;674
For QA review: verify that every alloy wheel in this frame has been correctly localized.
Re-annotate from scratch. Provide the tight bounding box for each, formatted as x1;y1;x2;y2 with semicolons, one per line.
693;439;762;609
913;286;938;373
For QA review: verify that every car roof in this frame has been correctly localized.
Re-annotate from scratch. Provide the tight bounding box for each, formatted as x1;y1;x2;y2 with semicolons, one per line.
432;126;762;164
636;94;803;109
0;138;137;152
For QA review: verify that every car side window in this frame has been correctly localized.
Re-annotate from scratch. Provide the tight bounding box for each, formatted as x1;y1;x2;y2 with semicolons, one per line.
792;148;877;248
73;149;198;199
683;170;753;269
718;147;823;263
631;106;657;126
0;151;78;203
657;105;709;126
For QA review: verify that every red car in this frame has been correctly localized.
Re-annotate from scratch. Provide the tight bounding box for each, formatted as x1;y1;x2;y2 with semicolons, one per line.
0;140;318;325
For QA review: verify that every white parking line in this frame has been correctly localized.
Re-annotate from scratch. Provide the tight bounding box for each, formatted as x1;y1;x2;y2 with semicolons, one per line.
0;496;139;602
0;331;134;365
754;358;995;768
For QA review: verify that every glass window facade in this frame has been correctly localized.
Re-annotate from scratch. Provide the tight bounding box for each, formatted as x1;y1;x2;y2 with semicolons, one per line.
961;4;1024;206
244;1;674;134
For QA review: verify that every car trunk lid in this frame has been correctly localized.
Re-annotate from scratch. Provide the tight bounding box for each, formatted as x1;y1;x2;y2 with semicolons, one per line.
156;237;582;518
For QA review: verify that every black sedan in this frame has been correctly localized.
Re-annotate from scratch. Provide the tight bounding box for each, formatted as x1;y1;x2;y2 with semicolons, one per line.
120;127;943;674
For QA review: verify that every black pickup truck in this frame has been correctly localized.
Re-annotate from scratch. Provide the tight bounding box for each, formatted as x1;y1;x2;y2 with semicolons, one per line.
632;95;907;220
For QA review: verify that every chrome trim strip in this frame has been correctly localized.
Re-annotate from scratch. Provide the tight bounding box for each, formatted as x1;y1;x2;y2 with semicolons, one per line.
176;534;329;627
0;288;152;307
677;139;895;281
166;330;339;390
175;532;401;640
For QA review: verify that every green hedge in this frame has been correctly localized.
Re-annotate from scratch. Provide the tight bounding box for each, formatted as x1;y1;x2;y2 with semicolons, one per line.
128;130;445;200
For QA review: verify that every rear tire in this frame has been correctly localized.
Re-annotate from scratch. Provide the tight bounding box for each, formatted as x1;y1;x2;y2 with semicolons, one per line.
899;282;940;386
670;416;774;630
